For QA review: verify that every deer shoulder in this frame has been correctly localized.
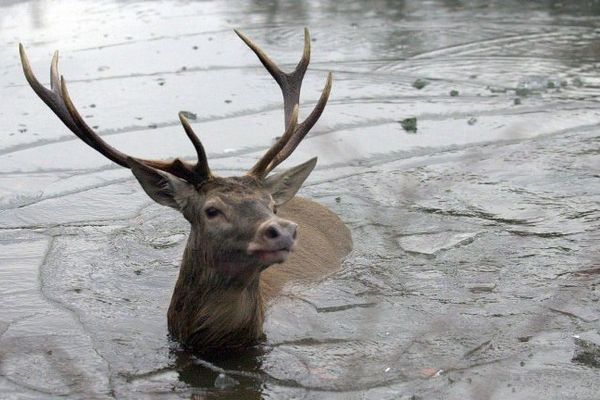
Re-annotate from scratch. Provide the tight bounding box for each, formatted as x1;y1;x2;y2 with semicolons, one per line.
261;196;352;301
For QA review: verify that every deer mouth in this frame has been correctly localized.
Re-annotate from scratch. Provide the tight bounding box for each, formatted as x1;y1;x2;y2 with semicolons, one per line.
248;247;292;264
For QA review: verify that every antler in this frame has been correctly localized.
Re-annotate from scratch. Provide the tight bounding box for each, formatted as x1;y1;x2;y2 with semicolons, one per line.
19;44;211;184
235;28;332;178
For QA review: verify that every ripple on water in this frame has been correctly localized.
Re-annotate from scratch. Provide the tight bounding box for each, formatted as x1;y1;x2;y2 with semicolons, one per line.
1;0;600;398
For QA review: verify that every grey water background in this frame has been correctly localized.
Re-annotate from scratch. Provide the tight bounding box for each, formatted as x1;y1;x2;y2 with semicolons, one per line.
1;0;600;398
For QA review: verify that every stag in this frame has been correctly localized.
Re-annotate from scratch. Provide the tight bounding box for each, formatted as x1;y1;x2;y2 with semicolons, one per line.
20;29;352;353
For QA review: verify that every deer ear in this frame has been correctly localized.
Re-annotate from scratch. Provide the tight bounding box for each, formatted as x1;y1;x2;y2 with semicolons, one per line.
128;157;192;210
265;157;317;206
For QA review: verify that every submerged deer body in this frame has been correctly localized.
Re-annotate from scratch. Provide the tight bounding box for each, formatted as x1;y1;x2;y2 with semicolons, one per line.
20;29;351;352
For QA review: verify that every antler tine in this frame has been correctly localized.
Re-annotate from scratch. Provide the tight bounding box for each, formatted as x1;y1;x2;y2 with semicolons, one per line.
236;29;332;178
178;112;211;179
20;44;134;168
20;44;81;140
50;50;61;92
19;44;212;184
265;72;332;174
249;105;299;177
234;28;310;129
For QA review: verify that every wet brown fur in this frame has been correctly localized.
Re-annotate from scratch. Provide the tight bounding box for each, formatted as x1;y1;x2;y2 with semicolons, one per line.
164;175;352;353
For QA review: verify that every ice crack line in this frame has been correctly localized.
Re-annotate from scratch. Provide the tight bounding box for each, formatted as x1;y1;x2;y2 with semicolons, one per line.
37;235;117;399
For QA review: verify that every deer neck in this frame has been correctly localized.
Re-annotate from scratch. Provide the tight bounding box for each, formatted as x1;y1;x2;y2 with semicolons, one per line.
167;230;265;352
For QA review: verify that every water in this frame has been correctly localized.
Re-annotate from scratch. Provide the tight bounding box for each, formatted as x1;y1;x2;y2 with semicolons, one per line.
1;1;599;399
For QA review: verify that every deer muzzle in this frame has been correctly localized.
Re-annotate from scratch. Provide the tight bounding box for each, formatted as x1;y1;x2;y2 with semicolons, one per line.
247;218;298;265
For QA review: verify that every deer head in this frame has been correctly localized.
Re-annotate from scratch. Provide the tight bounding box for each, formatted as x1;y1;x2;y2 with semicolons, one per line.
20;29;332;351
19;28;330;275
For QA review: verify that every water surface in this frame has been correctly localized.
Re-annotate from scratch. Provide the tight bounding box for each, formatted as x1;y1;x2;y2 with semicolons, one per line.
1;1;599;399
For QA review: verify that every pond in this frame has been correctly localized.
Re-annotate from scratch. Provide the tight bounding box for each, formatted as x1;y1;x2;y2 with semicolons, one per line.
1;1;599;399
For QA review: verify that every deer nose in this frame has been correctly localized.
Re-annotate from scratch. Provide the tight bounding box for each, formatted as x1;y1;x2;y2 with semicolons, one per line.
259;219;297;248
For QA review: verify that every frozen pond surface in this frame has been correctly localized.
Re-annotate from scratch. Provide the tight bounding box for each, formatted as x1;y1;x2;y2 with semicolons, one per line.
1;0;600;399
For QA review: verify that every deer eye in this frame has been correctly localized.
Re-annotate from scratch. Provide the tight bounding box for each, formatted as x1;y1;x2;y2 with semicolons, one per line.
204;207;221;219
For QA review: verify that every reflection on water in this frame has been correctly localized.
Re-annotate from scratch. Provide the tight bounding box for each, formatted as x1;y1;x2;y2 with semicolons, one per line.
1;0;600;399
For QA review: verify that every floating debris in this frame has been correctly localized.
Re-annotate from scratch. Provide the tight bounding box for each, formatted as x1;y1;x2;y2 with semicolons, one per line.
214;373;239;389
412;79;428;90
450;90;459;97
515;87;529;97
514;98;522;105
467;283;496;293
420;368;443;378
516;75;561;96
573;331;600;368
399;117;417;133
467;117;478;125
488;86;508;93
